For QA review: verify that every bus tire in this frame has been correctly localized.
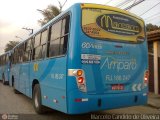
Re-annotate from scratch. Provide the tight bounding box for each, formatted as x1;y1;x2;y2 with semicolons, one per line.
2;74;7;85
14;88;21;94
33;84;46;114
12;78;21;94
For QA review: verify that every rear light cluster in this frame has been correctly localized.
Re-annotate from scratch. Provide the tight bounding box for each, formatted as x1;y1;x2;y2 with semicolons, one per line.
73;69;87;92
144;70;149;85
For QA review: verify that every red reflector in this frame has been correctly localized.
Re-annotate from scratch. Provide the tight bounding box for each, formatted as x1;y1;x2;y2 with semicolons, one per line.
112;84;124;90
78;77;84;84
144;70;149;83
62;96;65;99
144;77;148;81
75;98;82;102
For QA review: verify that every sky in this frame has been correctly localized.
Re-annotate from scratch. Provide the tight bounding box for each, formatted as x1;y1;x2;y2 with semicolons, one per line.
0;0;160;54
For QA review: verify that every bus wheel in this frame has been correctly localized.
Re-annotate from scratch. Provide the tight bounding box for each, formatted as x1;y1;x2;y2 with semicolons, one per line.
13;78;21;94
2;74;6;85
33;84;46;114
14;88;21;94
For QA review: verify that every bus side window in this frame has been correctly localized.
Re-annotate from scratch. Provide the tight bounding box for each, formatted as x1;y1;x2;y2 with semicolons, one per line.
1;56;3;65
14;49;18;64
28;38;33;61
32;29;48;60
60;15;70;54
3;55;5;65
4;55;6;64
49;20;62;57
41;30;48;58
33;34;42;60
12;51;15;64
23;39;32;62
6;55;8;64
18;44;24;63
23;42;28;62
48;15;70;57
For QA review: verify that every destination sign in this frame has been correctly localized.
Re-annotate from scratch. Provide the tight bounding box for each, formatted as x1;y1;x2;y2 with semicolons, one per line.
82;8;145;42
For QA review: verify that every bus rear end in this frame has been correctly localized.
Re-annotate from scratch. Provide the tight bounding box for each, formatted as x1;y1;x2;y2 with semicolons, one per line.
67;3;148;114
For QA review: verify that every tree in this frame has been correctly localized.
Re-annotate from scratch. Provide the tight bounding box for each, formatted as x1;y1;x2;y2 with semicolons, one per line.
5;41;20;52
38;0;67;26
37;5;61;26
146;23;160;32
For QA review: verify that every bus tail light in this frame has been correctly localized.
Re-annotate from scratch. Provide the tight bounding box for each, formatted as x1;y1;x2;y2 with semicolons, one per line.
76;70;86;92
77;70;83;76
68;69;87;92
75;70;86;92
144;70;149;84
78;77;84;84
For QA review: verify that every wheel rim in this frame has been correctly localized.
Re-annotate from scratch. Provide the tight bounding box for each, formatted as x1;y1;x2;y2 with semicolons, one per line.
34;92;39;108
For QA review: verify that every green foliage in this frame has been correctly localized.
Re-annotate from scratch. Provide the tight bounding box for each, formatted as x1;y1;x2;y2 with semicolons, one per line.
38;4;61;26
37;0;67;26
146;23;160;32
5;41;20;52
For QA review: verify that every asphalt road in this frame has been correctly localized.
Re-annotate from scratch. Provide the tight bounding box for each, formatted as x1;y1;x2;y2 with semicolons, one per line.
0;81;159;120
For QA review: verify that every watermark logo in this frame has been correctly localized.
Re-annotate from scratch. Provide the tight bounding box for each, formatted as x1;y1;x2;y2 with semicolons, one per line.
91;114;160;120
2;114;8;120
1;114;18;120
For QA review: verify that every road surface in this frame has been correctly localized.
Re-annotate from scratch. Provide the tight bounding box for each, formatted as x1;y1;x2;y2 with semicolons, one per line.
0;82;159;120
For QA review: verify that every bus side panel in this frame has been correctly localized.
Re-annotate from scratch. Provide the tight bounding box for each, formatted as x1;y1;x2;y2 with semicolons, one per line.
30;56;68;113
66;4;87;88
4;65;7;82
0;67;3;80
1;66;5;81
5;63;10;82
19;62;30;96
66;4;84;113
7;63;10;82
12;64;20;91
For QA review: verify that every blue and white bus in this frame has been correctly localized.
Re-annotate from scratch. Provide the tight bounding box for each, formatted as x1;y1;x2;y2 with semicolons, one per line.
0;51;11;85
10;3;149;114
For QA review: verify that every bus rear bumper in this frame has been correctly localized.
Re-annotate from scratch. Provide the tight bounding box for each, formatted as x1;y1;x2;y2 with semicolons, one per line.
67;91;148;114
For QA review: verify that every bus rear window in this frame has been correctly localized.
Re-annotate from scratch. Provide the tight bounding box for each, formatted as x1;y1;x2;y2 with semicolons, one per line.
82;8;145;42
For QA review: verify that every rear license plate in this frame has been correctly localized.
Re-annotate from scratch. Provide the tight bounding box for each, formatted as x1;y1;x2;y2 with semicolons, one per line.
112;84;124;90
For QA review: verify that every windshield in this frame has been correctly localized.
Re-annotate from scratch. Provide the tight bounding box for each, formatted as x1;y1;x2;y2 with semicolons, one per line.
82;8;145;42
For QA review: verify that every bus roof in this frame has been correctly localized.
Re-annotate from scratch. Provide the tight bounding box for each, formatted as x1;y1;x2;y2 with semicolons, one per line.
81;3;143;21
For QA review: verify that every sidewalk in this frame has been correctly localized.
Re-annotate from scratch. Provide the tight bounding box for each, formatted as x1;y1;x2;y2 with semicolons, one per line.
147;92;160;109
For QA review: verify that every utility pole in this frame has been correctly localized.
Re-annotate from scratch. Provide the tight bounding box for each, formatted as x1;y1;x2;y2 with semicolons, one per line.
58;0;67;12
22;27;33;35
15;36;23;41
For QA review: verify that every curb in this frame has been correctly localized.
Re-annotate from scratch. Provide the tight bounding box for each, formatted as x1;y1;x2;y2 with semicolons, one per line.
147;103;160;109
